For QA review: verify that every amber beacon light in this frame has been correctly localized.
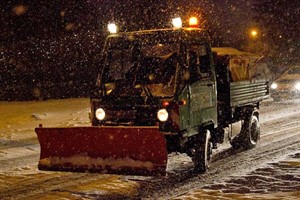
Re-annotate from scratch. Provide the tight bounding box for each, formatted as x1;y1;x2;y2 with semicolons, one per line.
189;17;198;28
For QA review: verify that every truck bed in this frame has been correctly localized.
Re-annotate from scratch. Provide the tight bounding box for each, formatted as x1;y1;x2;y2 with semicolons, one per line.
230;79;269;107
214;52;270;108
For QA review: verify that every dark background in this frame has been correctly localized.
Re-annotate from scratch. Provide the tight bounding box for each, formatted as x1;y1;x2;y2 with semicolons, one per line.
0;0;299;100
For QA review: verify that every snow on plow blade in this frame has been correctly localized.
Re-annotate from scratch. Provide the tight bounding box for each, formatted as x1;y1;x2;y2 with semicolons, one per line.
35;126;167;176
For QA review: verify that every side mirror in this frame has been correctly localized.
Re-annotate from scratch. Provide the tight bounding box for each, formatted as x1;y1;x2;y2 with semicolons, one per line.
95;73;101;87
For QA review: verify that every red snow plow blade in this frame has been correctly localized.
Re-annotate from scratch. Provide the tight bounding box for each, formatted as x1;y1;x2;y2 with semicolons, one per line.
35;126;167;176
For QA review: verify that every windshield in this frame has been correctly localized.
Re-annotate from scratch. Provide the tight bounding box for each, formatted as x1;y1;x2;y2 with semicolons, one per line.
101;34;180;97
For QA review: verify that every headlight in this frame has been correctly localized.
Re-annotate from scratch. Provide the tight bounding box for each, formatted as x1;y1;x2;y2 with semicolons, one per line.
271;82;278;89
157;109;169;122
95;108;105;120
295;82;300;90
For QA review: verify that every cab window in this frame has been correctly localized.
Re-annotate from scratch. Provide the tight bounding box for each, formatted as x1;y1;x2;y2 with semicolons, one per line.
187;44;211;81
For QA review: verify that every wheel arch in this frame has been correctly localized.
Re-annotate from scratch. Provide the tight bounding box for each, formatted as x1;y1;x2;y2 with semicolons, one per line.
242;106;259;120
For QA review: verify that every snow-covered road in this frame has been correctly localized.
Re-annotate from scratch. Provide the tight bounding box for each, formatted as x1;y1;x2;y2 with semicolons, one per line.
0;98;300;199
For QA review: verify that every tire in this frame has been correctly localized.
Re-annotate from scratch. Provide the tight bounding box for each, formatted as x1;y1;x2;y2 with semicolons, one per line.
193;130;212;173
230;135;242;150
231;112;260;150
242;114;260;149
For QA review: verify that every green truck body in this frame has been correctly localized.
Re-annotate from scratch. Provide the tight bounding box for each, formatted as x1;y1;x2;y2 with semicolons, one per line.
90;28;270;172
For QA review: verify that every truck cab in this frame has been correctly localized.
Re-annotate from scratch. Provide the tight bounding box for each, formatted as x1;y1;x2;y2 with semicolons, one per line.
91;28;217;144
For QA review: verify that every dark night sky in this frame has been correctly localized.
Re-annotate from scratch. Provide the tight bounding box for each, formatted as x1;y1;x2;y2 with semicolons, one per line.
2;0;298;53
1;0;255;40
1;0;299;101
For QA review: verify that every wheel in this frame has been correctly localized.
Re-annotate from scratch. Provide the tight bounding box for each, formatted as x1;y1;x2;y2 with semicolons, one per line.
230;135;242;150
231;112;260;150
242;114;260;149
193;130;212;173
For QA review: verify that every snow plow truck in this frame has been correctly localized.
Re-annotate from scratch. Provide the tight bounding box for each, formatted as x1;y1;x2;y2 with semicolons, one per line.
35;19;269;176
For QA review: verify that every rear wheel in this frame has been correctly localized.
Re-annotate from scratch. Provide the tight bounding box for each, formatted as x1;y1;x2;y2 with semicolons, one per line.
242;114;260;149
193;130;212;173
231;111;260;150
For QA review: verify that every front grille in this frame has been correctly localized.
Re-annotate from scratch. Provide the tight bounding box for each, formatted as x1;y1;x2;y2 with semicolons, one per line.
104;106;157;126
106;110;137;120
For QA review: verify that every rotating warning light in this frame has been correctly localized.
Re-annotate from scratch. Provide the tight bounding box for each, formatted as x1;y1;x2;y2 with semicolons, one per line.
108;23;117;34
189;17;198;28
172;17;182;29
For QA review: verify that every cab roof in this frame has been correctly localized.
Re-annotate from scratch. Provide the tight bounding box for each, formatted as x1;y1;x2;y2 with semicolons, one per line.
107;28;211;42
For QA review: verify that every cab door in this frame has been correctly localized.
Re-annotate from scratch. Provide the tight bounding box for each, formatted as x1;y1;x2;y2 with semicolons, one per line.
186;43;217;129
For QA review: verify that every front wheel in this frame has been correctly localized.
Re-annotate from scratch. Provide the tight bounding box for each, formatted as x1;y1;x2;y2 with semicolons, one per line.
193;130;212;173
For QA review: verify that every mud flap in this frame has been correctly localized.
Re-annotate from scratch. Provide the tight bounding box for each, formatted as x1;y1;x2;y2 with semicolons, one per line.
35;126;167;176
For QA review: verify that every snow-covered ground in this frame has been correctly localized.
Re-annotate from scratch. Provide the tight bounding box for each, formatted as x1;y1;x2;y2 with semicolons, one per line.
0;98;300;199
0;98;90;145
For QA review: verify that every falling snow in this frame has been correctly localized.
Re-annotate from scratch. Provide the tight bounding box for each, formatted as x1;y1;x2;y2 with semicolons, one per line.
0;1;299;199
